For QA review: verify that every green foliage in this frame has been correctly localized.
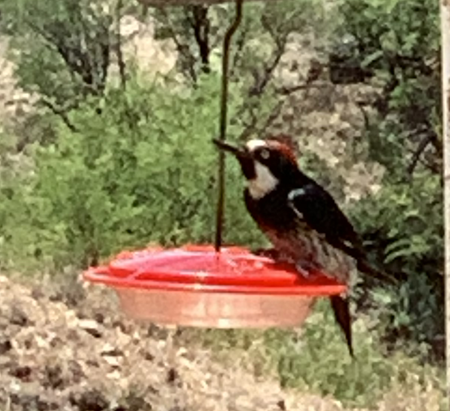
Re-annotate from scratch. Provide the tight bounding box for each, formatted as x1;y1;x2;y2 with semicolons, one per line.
333;0;441;177
268;306;394;407
351;173;442;275
349;172;443;355
151;0;334;140
152;0;331;82
0;73;266;271
330;0;443;357
0;0;339;273
0;0;120;109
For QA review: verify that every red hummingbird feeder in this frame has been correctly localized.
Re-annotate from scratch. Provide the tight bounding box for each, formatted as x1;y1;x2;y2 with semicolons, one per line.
83;244;346;328
82;0;347;329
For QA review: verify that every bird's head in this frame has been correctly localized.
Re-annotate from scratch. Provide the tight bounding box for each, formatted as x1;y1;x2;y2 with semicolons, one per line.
213;136;299;199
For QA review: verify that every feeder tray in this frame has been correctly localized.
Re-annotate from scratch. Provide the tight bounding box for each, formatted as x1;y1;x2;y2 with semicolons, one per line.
83;245;346;328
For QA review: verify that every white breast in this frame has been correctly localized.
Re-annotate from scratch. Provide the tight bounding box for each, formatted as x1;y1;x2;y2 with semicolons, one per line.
247;161;279;199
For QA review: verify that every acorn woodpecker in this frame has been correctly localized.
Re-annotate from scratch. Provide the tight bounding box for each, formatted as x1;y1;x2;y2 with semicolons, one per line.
213;136;396;357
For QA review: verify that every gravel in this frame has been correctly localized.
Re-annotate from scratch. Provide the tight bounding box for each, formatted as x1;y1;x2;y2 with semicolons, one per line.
0;275;346;411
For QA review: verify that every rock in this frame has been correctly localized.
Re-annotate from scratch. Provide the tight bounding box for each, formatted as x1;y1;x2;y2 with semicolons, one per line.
78;319;103;338
10;306;29;326
100;343;123;357
8;364;33;382
103;355;121;368
0;339;12;355
277;399;286;410
69;388;109;411
93;312;105;324
30;287;45;300
10;392;50;410
42;365;64;390
68;360;85;384
167;368;179;384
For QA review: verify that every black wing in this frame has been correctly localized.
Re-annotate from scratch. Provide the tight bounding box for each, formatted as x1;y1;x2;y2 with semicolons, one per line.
288;182;399;284
287;183;365;259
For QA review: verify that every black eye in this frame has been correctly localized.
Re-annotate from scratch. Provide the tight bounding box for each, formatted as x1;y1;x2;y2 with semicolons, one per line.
258;148;270;160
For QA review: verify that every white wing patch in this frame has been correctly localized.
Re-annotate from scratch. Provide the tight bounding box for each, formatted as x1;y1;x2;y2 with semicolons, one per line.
247;161;279;199
288;188;306;202
287;188;306;219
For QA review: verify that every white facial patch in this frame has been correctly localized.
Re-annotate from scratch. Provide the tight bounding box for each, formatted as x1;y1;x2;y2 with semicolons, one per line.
248;161;279;199
245;139;267;152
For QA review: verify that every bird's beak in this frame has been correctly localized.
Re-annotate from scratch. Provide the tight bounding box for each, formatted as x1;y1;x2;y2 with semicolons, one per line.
212;139;256;180
212;139;246;158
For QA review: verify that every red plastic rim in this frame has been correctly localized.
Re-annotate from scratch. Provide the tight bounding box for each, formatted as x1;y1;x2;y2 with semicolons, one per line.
83;244;347;296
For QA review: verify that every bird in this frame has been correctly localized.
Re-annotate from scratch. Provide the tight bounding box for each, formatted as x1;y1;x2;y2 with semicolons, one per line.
213;136;397;357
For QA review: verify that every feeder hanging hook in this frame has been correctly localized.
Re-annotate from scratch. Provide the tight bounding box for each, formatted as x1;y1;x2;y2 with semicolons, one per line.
214;0;244;252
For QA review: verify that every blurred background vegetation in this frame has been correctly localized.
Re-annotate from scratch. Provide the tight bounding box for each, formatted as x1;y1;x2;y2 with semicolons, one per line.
0;0;445;406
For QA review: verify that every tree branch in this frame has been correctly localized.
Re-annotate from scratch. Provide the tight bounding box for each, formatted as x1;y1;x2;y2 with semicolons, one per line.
40;99;79;132
230;20;249;79
407;134;433;176
247;32;287;97
189;5;211;73
138;0;281;6
275;81;327;96
159;8;198;83
115;0;127;90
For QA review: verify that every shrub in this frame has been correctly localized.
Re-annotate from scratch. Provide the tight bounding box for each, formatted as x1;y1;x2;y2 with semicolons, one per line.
1;0;121;107
349;172;444;357
329;0;443;357
0;73;267;271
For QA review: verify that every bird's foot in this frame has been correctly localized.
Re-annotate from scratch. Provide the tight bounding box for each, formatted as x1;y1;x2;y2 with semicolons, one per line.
295;260;316;279
252;247;280;260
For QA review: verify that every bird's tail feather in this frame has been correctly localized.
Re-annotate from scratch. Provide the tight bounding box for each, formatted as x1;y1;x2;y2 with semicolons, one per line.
356;258;398;284
330;295;354;358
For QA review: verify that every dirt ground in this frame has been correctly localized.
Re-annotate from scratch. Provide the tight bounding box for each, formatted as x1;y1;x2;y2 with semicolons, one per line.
0;274;445;411
0;274;351;411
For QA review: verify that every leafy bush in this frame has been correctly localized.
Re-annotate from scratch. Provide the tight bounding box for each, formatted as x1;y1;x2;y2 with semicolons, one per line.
1;72;343;273
329;0;443;357
0;0;340;272
0;0;125;115
0;73;268;271
331;0;441;178
349;172;444;357
151;0;334;141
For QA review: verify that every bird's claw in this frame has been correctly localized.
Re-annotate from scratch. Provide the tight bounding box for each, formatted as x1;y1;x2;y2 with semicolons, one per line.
295;260;317;279
252;247;281;260
295;264;311;278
